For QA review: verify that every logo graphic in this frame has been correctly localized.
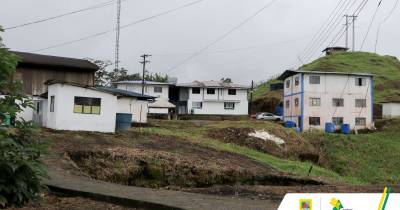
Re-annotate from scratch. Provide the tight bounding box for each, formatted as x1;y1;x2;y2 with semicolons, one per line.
378;187;392;210
330;198;344;210
299;199;312;210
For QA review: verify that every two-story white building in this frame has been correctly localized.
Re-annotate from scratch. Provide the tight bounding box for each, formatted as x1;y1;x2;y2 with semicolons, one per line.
278;70;374;131
175;81;249;116
114;80;176;115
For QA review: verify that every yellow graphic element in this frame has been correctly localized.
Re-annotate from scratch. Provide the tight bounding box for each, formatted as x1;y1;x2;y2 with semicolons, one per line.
299;199;312;210
378;187;388;210
330;198;343;210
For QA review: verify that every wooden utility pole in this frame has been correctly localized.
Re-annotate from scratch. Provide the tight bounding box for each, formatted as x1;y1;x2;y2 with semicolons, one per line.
139;54;151;95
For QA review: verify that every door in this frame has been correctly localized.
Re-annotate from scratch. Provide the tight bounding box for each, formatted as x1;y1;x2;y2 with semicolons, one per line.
33;101;43;126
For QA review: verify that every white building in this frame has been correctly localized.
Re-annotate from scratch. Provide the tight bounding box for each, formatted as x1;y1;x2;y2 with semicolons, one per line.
278;70;374;131
175;81;249;116
32;81;153;133
382;101;400;118
114;80;175;115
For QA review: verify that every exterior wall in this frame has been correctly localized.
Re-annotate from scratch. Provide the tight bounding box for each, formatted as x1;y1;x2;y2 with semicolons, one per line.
149;108;169;114
46;84;117;133
15;67;94;96
382;103;400;118
284;73;373;131
187;88;249;115
117;98;148;123
116;83;169;100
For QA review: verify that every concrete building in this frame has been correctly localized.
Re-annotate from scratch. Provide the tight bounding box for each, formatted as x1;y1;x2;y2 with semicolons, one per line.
382;101;400;118
175;81;249;116
114;80;175;115
278;70;374;131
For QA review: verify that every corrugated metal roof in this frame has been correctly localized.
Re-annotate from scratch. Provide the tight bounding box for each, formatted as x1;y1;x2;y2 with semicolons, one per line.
149;99;176;108
113;80;175;85
12;51;99;72
277;70;374;80
176;80;249;89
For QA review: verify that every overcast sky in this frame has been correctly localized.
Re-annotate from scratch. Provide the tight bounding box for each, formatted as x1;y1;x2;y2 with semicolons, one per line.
1;0;399;84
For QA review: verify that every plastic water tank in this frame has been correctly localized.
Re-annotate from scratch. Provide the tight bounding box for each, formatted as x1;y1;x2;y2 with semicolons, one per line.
341;124;350;134
284;121;296;128
325;122;335;133
116;113;132;131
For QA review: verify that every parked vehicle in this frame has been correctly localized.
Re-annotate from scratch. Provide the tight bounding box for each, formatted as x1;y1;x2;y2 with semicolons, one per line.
256;113;282;121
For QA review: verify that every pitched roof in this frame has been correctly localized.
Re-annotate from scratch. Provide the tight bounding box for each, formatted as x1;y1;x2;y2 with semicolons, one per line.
149;99;176;108
176;80;249;89
113;80;175;85
277;70;374;80
12;51;99;72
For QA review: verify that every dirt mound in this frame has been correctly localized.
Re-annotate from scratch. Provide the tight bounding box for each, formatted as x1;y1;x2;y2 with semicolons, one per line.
251;90;282;114
208;127;321;164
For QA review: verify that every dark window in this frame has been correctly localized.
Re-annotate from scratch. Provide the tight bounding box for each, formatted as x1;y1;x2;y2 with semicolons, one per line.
355;117;366;126
50;96;55;112
36;102;40;114
355;78;366;86
332;117;344;126
285;100;290;108
73;97;101;115
355;99;366;108
286;80;290;88
224;102;235;110
332;98;344;107
154;86;162;93
228;89;237;95
310;98;321;106
192;88;200;94
295;98;299;107
309;76;320;84
192;102;202;109
207;88;215;95
295;76;300;86
309;117;320;126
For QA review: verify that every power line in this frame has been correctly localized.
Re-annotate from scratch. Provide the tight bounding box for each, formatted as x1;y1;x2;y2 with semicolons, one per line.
29;0;207;53
374;0;400;52
360;0;383;50
4;0;118;30
165;0;280;74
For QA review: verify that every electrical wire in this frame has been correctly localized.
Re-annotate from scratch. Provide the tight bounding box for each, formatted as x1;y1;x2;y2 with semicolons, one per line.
359;0;383;50
4;0;119;30
29;0;206;52
374;0;400;52
165;0;280;74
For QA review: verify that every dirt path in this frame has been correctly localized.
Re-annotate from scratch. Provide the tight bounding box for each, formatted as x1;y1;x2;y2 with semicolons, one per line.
44;166;280;210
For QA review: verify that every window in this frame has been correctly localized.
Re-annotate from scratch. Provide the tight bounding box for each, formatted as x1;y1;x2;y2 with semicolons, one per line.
355;117;366;126
310;98;321;106
295;76;300;86
154;86;163;93
332;117;344;126
50;96;55;112
309;117;321;126
192;88;200;94
309;75;320;84
35;102;40;114
207;88;215;95
295;98;299;107
73;97;101;115
224;102;235;110
285;100;290;108
192;102;202;109
355;99;366;108
228;89;237;95
332;98;344;107
355;78;366;86
286;80;290;88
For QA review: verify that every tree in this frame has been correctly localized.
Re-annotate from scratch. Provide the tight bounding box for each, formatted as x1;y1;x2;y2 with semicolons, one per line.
220;77;232;83
86;59;113;86
0;26;46;208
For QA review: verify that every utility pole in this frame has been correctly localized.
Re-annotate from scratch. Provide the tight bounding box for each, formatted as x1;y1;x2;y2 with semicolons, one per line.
139;54;151;95
114;0;121;70
344;15;350;48
249;80;254;116
351;15;357;52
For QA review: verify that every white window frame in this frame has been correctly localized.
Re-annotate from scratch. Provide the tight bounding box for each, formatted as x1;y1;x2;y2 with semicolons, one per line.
355;78;366;86
154;86;163;93
309;117;321;126
310;98;321;106
192;102;202;109
309;75;320;84
224;102;235;110
355;99;367;108
355;117;366;126
332;98;344;107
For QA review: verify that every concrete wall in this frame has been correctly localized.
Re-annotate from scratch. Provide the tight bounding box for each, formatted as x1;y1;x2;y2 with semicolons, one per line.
116;83;169;100
284;73;373;131
382;103;400;118
117;97;148;123
47;83;117;133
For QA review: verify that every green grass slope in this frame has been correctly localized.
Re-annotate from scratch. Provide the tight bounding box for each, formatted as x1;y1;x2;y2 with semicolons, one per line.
301;52;400;102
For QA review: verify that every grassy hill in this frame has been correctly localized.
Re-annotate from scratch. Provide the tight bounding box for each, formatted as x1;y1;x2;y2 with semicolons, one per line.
253;52;400;104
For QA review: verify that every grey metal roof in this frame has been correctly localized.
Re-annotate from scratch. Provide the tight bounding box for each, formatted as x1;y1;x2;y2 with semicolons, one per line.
95;87;155;100
113;80;175;85
277;70;374;80
176;80;250;89
12;51;99;72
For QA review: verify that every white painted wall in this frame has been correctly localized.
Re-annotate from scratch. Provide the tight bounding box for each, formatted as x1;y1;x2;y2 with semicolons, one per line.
117;98;148;123
116;83;169;100
284;73;373;131
382;103;400;118
47;84;117;133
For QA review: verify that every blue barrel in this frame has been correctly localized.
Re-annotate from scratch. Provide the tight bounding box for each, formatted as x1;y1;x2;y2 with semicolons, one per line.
285;121;296;128
116;113;132;130
325;122;335;133
341;124;350;134
274;106;284;116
